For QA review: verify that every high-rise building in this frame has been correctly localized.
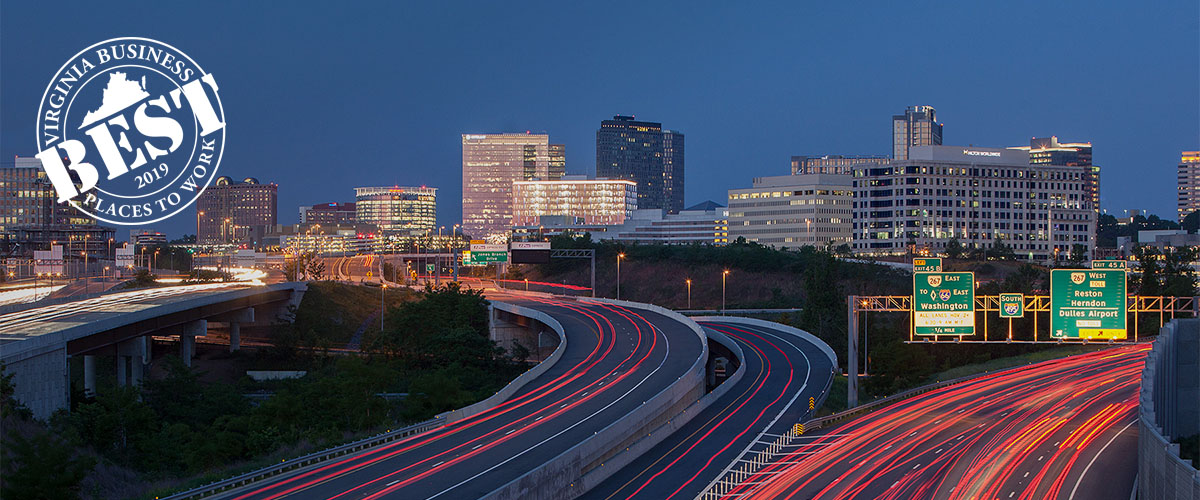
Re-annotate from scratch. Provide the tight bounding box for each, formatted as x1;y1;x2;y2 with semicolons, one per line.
462;133;565;240
596;115;685;213
300;202;357;225
1010;137;1098;212
0;156;114;257
892;105;943;160
727;174;853;249
1178;151;1200;221
196;176;278;246
791;155;891;175
512;176;637;227
663;130;686;214
850;145;1095;262
354;186;437;233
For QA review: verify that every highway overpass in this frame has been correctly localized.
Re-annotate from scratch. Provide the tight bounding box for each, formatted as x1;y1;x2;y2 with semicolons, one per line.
0;282;305;418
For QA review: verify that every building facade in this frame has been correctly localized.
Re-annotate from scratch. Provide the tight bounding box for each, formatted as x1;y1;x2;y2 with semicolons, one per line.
513;201;728;245
196;176;278;246
462;133;565;240
0;156;113;257
727;174;853;249
893;105;943;160
511;177;636;227
850;145;1095;262
300;202;357;225
1178;151;1200;221
354;186;437;233
596;115;685;213
1011;136;1098;212
791;155;891;175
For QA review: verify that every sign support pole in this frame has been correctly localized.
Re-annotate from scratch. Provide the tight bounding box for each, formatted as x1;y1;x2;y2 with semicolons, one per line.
847;295;858;408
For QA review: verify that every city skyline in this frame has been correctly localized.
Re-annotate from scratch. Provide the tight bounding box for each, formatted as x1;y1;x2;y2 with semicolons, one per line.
1;1;1197;238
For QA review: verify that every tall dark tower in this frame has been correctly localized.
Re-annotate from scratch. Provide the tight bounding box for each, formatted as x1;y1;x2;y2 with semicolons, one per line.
596;115;684;212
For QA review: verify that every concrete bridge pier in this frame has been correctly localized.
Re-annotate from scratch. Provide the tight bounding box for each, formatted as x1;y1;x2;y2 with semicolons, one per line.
180;320;207;366
224;308;255;352
116;336;149;387
83;355;96;397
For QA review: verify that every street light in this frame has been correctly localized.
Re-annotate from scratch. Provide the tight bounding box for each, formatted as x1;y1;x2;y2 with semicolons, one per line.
525;278;529;291
380;283;386;332
685;278;692;309
721;270;730;314
616;253;625;300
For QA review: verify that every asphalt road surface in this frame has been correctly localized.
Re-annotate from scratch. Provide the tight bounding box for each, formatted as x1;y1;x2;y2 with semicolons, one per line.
220;292;705;500
581;319;836;500
730;345;1147;500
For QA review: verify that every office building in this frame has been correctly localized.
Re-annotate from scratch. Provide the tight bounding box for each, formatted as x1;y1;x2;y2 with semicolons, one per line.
791;155;891;175
596;115;685;213
300;202;357;225
196;176;278;246
1178;151;1200;221
513;201;728;245
727;174;853;249
663;130;686;214
129;229;167;247
0;156;114;257
462;133;565;240
1011;136;1098;212
850;145;1095;262
511;176;637;227
893;106;943;160
354;187;436;233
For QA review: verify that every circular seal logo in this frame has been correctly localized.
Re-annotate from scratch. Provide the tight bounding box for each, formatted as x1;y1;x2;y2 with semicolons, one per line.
34;37;225;226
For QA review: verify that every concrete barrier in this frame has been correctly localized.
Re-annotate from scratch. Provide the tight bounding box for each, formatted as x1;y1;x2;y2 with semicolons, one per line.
691;315;839;370
1139;319;1200;499
438;301;567;423
480;297;710;500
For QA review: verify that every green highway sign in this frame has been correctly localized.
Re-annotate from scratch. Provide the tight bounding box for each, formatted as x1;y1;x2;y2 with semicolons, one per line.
1091;260;1127;270
999;293;1024;318
470;251;508;263
426;263;435;272
913;272;975;335
1050;269;1127;339
913;257;943;273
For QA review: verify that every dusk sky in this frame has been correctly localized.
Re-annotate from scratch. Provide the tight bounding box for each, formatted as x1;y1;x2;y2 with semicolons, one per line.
3;0;1198;237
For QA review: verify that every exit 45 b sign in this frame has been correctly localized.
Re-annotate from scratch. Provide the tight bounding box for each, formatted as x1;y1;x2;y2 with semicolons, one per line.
1051;269;1127;339
913;272;975;335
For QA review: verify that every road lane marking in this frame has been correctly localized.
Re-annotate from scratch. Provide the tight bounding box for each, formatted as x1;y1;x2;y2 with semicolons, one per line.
1068;418;1138;500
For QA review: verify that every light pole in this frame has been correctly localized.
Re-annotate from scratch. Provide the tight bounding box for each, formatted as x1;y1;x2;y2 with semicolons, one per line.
525;278;529;291
380;283;386;332
616;253;625;300
685;278;692;309
81;251;88;294
721;270;730;314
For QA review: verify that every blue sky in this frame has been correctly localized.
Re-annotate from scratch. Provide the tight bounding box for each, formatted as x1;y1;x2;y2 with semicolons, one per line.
3;0;1198;237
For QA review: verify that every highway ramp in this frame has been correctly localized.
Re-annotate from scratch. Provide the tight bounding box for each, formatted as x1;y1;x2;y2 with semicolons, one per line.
581;317;837;500
219;293;706;500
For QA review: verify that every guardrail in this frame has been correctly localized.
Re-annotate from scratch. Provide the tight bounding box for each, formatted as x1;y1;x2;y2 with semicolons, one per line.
160;417;443;500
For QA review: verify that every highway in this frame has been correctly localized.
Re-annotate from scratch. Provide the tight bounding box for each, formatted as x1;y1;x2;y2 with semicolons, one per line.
726;345;1148;500
0;282;253;345
581;318;835;500
219;292;706;500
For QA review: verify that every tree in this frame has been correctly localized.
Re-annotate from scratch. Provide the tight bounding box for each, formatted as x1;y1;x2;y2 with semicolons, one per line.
944;238;963;259
987;241;1015;261
0;430;95;499
1068;244;1088;267
834;243;852;257
307;257;326;281
1184;211;1200;234
284;257;299;281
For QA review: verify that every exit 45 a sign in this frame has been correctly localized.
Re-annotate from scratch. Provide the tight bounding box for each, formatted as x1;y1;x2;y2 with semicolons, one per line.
913;272;975;335
1051;269;1127;339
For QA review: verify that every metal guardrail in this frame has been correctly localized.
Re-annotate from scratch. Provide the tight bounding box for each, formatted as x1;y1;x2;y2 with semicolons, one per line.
160;417;444;500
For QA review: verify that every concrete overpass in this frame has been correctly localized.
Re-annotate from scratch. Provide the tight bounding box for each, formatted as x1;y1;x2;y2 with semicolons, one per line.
0;282;305;418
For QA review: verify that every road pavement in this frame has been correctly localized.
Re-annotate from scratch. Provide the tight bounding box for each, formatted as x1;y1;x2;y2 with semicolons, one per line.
730;345;1147;500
